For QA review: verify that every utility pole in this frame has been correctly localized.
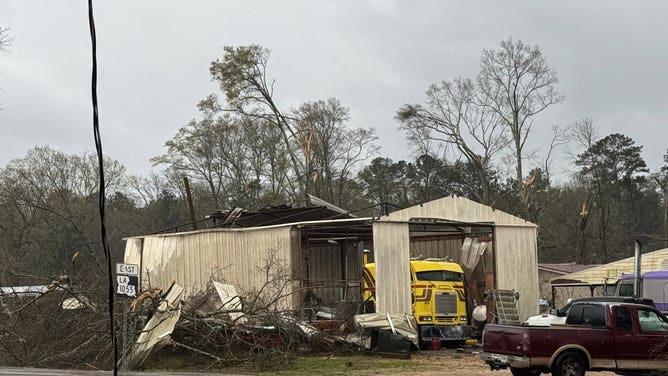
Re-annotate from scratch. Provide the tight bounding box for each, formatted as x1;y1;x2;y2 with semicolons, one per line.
183;176;197;230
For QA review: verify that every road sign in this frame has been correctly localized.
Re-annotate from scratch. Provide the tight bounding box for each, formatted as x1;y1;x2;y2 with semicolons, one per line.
116;275;137;297
116;263;139;276
116;263;139;298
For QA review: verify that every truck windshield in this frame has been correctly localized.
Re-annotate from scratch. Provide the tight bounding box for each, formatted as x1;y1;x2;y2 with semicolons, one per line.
638;308;668;332
415;270;463;282
617;281;635;296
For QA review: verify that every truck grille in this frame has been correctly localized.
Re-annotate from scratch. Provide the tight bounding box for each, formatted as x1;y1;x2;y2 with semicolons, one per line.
435;292;457;316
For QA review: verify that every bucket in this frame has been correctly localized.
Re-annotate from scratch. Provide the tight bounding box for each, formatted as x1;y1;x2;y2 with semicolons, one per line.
430;337;441;350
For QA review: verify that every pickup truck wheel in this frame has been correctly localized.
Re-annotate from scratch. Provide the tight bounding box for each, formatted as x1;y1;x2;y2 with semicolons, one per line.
552;351;586;376
510;367;541;376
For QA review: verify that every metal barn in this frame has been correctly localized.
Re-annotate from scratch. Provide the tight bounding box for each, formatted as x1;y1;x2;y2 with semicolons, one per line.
123;196;539;320
374;196;539;320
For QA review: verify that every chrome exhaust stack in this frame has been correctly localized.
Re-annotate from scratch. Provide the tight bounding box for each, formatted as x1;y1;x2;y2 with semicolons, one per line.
633;239;642;297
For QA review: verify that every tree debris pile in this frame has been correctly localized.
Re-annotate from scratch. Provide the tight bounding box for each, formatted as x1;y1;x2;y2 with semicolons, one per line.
124;280;364;372
0;281;113;369
0;247;366;372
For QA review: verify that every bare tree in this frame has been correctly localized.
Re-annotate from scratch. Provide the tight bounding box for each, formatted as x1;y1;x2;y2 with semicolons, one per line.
569;117;599;151
476;38;564;203
151;115;229;208
331;127;379;206
0;146;127;281
127;173;176;208
293;98;378;205
541;124;570;184
563;118;599;262
209;46;307;199
169;47;378;206
152;106;291;210
397;77;508;204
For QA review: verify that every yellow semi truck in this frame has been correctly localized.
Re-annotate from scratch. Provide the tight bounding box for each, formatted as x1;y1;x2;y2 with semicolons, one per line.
362;258;471;344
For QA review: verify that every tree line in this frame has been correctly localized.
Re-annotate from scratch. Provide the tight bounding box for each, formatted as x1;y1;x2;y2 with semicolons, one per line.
0;38;667;287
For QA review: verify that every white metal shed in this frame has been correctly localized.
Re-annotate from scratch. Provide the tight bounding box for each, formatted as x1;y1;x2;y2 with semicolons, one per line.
375;196;539;320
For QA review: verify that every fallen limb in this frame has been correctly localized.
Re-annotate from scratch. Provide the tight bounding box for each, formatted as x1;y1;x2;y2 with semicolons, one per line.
167;338;223;363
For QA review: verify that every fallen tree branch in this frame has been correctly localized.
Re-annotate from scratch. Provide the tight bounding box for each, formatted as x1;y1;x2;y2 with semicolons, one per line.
167;338;223;363
37;336;97;365
7;291;50;315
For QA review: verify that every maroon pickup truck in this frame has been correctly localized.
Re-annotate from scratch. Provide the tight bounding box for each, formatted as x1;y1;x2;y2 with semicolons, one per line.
480;302;668;376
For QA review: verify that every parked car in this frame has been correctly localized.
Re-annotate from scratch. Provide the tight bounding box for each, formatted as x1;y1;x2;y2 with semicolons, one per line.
482;301;668;376
523;296;655;326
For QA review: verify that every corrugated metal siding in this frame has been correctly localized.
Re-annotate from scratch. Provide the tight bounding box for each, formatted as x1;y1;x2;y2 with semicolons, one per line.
386;196;535;226
124;238;142;266
373;222;412;314
305;243;363;306
307;244;342;305
344;246;363;303
494;226;539;320
125;226;294;309
385;196;539;320
409;238;464;261
553;248;668;285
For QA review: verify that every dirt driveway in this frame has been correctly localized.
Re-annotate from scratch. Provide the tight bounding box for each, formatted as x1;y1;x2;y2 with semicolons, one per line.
399;349;617;376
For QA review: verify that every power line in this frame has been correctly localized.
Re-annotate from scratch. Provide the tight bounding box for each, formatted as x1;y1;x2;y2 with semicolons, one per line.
87;1;118;374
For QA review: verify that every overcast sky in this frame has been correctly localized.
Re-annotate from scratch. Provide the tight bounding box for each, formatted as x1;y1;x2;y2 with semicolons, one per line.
1;1;667;181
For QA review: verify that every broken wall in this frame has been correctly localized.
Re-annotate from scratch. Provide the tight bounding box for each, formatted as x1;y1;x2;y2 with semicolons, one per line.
304;243;363;309
124;226;299;310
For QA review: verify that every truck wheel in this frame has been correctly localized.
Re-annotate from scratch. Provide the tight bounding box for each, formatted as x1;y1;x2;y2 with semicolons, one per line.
552;351;586;376
510;367;541;376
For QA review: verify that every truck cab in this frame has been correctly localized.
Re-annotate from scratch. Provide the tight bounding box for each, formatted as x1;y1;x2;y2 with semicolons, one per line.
363;258;469;343
616;270;668;314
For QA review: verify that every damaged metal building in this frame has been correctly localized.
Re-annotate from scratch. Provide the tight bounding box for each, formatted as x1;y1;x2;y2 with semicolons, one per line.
123;196;540;321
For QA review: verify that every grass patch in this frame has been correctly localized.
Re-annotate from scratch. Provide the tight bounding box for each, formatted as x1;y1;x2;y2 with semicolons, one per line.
139;347;221;371
140;345;484;375
141;352;421;375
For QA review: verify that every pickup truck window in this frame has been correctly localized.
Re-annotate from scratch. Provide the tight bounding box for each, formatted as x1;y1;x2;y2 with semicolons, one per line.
638;308;668;332
614;307;632;331
566;304;606;327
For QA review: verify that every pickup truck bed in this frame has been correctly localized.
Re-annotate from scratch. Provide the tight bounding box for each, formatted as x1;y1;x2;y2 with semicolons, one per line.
480;302;668;376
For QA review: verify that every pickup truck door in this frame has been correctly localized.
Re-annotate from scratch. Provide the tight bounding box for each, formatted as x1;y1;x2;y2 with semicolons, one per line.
633;307;668;370
612;306;638;369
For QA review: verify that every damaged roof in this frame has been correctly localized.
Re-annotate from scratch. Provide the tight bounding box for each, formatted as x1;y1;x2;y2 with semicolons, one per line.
206;194;356;229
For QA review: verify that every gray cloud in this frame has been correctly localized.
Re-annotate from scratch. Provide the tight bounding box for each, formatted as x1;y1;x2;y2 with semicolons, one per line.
0;0;666;179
